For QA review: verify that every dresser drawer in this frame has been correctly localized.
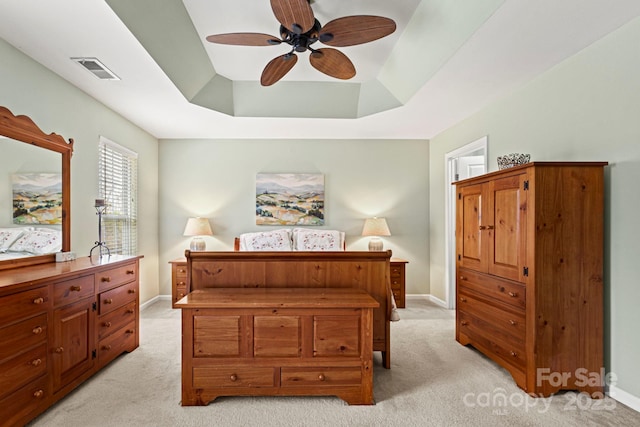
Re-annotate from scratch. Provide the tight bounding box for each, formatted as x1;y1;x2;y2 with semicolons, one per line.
98;301;136;340
0;313;47;362
0;375;48;427
0;286;49;325
99;280;138;315
98;320;136;365
0;343;47;400
96;262;138;292
458;310;526;370
458;291;525;340
193;366;275;388
281;367;361;387
53;274;95;308
458;268;525;310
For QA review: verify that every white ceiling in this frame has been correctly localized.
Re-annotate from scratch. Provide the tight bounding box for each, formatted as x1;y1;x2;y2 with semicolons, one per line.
1;0;640;140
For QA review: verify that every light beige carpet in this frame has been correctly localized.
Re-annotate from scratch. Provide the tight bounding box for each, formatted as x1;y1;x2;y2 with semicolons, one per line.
28;299;640;427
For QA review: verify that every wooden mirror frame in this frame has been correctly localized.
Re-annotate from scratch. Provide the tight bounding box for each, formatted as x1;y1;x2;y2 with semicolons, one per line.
0;106;73;271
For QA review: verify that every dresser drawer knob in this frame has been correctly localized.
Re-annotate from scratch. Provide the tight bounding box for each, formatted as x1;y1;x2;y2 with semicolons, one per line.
32;326;43;335
31;358;42;367
128;289;136;294
103;345;112;351
101;276;111;283
479;225;486;230
509;319;517;326
459;276;467;281
460;320;469;326
55;347;64;353
126;329;135;334
127;308;135;314
510;351;518;357
103;322;112;328
318;374;326;382
70;285;82;292
104;298;113;304
32;297;44;305
508;291;518;297
178;281;186;286
178;269;186;273
126;270;135;275
459;297;467;303
33;389;44;399
229;374;238;382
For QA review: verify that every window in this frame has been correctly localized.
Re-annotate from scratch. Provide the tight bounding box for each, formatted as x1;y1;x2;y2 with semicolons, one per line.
98;137;138;255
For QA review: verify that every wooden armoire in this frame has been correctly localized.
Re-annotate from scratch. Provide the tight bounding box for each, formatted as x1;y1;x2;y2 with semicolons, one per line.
454;161;607;397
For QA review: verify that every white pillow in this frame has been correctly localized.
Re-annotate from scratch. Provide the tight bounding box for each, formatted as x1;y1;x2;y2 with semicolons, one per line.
239;229;293;251
0;228;27;253
292;228;344;251
8;228;62;254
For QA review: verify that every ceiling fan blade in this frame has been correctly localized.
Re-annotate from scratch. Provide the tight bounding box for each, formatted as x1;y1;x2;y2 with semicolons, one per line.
319;16;396;47
261;53;298;86
309;48;355;80
206;33;281;46
270;0;315;34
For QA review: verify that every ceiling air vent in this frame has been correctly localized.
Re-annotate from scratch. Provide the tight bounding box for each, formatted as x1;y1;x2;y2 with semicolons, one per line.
71;57;120;80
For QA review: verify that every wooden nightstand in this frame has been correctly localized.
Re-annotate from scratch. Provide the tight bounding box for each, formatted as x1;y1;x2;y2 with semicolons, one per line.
169;258;188;308
390;258;408;308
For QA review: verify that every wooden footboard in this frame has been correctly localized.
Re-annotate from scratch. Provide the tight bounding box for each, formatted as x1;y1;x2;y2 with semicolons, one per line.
185;250;392;368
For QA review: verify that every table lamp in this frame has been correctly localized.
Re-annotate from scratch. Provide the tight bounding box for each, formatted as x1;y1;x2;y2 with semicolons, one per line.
361;217;391;251
183;217;213;251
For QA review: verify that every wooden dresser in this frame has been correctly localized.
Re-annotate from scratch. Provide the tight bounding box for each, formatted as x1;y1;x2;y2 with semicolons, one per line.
176;288;379;405
390;258;408;308
169;258;187;308
455;162;606;397
0;255;141;426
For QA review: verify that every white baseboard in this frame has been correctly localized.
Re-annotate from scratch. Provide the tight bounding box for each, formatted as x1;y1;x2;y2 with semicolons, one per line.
140;294;171;311
609;385;640;413
407;294;449;309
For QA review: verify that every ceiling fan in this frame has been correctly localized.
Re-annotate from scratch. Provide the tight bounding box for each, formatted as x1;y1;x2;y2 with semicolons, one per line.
206;0;396;86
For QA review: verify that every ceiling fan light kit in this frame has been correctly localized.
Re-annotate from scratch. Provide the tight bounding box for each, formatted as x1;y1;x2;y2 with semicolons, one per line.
207;0;396;86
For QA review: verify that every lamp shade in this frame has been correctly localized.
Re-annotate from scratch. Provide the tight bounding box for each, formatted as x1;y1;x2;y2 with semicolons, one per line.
361;217;391;237
183;217;213;237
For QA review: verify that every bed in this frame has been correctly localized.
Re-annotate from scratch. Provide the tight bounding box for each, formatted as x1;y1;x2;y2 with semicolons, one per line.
185;228;394;368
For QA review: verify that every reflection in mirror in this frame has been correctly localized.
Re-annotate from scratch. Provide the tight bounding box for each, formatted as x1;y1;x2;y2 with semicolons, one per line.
0;138;62;262
0;106;73;271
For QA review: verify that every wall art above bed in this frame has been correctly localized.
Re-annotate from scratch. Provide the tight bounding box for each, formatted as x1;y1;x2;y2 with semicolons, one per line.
12;173;62;224
256;173;324;226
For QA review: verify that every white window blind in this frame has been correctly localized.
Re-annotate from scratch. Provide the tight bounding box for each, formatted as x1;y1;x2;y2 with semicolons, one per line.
98;137;138;256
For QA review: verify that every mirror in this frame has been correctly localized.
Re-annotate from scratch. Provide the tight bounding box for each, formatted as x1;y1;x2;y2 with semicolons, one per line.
0;106;73;271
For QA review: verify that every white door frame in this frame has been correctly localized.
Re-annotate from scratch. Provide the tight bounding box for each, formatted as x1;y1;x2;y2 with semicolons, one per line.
444;136;488;309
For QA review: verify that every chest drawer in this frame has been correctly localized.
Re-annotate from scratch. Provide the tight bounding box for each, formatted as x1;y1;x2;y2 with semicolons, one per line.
193;366;276;388
96;262;138;292
0;343;47;400
98;301;136;340
458;268;525;310
0;313;47;362
0;286;49;326
281;367;361;387
99;280;138;315
53;274;95;308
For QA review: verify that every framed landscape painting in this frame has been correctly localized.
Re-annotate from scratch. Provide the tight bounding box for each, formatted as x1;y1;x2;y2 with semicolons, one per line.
12;173;63;224
256;173;324;225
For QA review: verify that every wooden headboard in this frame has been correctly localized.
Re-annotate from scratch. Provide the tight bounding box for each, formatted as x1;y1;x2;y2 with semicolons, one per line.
185;250;392;368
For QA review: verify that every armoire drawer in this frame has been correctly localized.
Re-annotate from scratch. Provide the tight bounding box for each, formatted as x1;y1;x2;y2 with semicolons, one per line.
458;291;525;340
458;310;526;370
458;268;525;310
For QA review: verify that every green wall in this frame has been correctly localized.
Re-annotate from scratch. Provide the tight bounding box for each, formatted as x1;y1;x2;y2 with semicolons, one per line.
0;38;160;304
429;16;640;402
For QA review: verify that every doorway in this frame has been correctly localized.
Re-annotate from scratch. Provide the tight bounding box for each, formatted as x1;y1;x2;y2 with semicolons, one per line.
444;136;487;309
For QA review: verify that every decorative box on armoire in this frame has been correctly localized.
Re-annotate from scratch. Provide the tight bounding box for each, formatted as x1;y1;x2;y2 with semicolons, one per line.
454;161;607;397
